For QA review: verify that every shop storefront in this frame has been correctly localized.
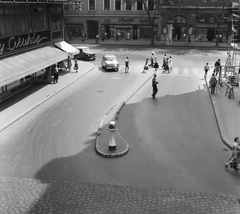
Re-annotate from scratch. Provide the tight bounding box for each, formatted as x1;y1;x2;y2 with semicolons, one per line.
0;31;68;102
98;17;159;40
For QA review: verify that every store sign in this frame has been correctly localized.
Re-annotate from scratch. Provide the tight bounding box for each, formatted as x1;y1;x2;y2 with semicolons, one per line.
0;30;50;56
140;18;149;22
209;17;215;23
103;19;111;23
119;18;134;22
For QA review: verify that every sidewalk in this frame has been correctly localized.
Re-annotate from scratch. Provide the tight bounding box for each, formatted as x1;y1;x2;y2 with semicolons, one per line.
206;80;240;150
68;37;232;49
0;61;94;132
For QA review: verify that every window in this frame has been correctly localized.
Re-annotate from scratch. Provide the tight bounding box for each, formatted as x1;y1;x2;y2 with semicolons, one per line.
126;2;132;10
202;0;216;2
148;0;154;10
137;0;143;10
115;0;121;10
104;0;110;10
89;0;96;10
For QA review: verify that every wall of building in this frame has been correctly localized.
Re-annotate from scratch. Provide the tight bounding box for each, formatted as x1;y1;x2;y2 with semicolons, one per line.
64;0;233;42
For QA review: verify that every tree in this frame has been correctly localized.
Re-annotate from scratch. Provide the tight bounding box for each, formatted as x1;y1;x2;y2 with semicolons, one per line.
64;0;84;14
122;0;174;45
214;0;232;46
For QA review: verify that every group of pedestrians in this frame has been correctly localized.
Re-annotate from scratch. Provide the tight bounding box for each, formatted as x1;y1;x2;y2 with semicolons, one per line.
204;58;222;94
162;54;172;73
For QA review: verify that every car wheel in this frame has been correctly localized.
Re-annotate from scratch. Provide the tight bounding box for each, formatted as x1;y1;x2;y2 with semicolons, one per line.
116;68;119;72
84;56;88;61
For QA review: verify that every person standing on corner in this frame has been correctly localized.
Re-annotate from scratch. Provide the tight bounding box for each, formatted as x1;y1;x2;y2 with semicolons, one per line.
74;58;78;73
204;63;210;78
67;56;72;72
53;64;59;84
152;74;158;99
125;57;129;73
209;73;217;94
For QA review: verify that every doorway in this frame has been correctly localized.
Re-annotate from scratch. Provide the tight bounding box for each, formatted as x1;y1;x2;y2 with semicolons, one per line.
87;21;99;39
175;27;181;41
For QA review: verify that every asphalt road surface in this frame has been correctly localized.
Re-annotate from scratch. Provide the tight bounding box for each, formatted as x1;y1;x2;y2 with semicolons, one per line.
0;47;239;199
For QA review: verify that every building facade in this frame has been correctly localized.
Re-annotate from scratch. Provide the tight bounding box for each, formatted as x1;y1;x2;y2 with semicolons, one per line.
0;0;78;102
64;0;237;42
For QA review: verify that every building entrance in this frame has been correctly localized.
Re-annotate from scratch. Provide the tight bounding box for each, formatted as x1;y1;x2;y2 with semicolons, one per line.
87;21;98;39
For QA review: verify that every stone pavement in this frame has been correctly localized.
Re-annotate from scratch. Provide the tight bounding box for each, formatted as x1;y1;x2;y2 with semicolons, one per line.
1;40;240;213
0;177;239;214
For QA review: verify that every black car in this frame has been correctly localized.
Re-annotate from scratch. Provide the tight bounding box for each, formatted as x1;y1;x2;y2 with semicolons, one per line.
75;46;96;61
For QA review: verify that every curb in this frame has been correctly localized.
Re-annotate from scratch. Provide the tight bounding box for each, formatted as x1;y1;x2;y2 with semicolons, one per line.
205;78;232;150
0;64;95;132
95;71;156;158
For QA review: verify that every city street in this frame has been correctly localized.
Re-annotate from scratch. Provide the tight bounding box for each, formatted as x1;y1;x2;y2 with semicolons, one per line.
0;46;239;212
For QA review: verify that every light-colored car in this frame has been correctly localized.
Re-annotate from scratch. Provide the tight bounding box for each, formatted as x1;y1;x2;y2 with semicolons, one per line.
101;54;119;71
75;46;96;61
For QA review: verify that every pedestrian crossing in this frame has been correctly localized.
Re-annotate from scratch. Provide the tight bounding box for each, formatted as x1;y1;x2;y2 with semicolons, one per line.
158;67;203;76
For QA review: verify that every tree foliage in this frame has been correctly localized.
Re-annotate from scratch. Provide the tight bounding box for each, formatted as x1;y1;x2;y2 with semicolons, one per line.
122;0;174;44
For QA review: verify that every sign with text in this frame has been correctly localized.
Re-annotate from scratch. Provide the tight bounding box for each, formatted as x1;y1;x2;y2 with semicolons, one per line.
0;30;50;57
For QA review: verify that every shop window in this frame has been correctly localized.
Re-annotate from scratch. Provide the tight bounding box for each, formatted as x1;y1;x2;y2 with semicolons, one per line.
136;0;143;10
202;0;216;2
31;7;48;31
51;14;61;30
89;0;96;11
196;14;206;22
115;0;121;10
104;0;110;11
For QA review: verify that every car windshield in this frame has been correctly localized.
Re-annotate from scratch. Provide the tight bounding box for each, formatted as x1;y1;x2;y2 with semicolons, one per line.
82;48;90;51
106;56;116;61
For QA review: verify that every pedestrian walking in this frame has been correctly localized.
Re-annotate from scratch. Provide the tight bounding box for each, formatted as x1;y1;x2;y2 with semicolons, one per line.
214;59;221;76
96;34;99;43
163;57;170;73
125;57;129;73
162;54;167;69
168;56;172;72
82;32;86;42
151;52;155;68
204;63;210;78
225;137;240;170
67;56;72;72
209;73;217;94
154;58;159;71
74;58;78;73
143;59;149;73
152;74;158;99
52;64;59;84
115;31;120;41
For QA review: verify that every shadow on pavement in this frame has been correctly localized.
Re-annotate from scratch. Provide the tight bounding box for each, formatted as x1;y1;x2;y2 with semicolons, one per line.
25;86;240;213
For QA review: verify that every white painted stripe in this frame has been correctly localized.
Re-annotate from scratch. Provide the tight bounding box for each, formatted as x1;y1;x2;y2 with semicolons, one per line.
172;67;178;74
192;68;199;75
183;67;188;75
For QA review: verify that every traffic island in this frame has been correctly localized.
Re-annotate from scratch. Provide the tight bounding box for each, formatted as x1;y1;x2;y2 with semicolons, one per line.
95;121;129;158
